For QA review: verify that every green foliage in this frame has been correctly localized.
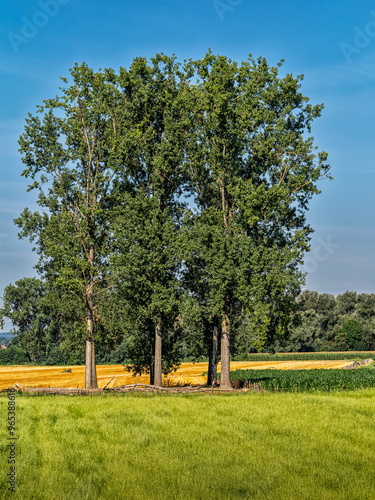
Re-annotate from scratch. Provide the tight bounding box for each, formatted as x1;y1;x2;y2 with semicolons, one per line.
278;290;375;354
0;344;29;365
338;319;366;351
14;61;151;383
15;62;129;293
0;278;64;364
112;198;183;376
102;336;131;364
0;332;12;347
106;54;189;377
181;50;330;363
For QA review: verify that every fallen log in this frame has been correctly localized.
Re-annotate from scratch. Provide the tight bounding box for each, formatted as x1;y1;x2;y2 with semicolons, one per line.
17;387;103;395
9;383;239;395
114;383;169;391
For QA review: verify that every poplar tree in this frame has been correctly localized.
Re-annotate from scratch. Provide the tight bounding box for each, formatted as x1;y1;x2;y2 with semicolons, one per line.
15;63;137;388
183;51;331;388
111;54;188;386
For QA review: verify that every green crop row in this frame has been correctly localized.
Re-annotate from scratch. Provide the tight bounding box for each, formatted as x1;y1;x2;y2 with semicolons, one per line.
232;352;374;362
228;368;375;391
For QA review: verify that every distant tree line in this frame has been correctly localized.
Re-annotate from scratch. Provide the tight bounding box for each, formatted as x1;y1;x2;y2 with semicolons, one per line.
272;290;375;353
0;332;12;347
2;286;374;369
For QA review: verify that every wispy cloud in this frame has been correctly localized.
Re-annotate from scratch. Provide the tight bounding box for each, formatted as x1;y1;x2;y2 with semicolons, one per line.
303;54;375;88
0;207;24;214
0;59;28;77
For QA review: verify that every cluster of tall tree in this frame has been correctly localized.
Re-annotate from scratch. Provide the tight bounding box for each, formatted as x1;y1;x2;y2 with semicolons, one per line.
0;51;330;388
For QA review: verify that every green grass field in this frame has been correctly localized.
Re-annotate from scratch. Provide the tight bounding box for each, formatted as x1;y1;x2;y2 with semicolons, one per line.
1;391;375;499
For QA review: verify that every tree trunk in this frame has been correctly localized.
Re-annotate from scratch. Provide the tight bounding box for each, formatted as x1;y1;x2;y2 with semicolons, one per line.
154;323;162;387
207;325;218;386
150;362;155;385
85;306;98;389
85;243;98;389
150;329;155;385
207;336;212;386
220;314;231;389
91;338;97;387
219;175;231;389
85;339;98;389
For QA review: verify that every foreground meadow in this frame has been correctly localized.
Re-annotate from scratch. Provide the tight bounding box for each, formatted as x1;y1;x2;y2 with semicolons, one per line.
0;360;354;390
1;391;375;499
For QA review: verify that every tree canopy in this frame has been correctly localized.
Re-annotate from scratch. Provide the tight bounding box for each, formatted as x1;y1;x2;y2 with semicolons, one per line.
180;51;330;387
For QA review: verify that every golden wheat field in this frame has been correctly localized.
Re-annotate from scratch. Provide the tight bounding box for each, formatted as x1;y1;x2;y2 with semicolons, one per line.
0;360;355;390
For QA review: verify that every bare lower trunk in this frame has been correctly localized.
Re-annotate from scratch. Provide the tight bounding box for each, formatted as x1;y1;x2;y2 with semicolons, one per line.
91;340;97;387
85;244;98;389
85;300;98;389
207;325;218;386
150;330;155;385
220;314;231;389
154;324;162;387
85;337;98;389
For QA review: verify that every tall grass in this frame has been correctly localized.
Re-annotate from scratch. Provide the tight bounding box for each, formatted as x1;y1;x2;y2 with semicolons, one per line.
1;391;375;499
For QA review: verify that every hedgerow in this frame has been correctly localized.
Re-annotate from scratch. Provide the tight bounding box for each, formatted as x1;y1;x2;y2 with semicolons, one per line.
232;352;373;362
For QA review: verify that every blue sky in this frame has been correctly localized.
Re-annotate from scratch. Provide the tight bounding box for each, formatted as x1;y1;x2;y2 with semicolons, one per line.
1;0;375;330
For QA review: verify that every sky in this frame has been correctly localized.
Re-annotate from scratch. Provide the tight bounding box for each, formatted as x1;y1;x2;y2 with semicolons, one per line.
1;0;375;331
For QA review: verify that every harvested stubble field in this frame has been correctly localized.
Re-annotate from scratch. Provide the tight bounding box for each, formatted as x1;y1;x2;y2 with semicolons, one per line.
0;360;355;390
